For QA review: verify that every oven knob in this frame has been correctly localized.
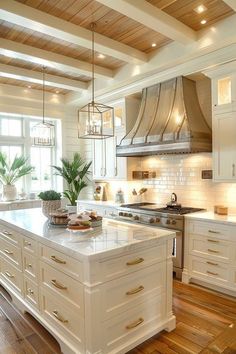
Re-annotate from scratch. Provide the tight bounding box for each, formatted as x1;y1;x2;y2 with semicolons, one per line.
133;215;139;221
156;218;160;223
149;218;155;223
128;213;133;217
171;220;177;225
119;212;123;216
124;213;128;217
166;219;171;225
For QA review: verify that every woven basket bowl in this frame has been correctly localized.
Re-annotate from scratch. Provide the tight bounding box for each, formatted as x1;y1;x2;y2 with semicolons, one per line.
41;200;61;218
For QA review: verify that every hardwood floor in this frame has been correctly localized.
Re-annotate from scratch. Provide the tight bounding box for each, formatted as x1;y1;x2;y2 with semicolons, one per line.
0;281;236;354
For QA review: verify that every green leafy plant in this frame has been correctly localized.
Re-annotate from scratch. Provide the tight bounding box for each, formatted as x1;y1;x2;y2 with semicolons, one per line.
38;190;61;201
0;152;34;185
52;153;92;206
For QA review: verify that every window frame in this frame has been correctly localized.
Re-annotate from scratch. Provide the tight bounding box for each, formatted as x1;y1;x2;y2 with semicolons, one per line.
0;114;60;194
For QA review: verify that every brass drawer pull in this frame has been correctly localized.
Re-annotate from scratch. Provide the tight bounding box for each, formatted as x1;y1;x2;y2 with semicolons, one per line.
4;271;14;278
208;230;220;234
207;239;219;243
24;241;32;246
2;230;13;236
4;249;13;255
208;249;220;253
27;288;34;295
50;255;66;264
206;261;219;266
126;285;144;296
51;279;67;290
52;310;68;323
207;270;218;276
126;317;144;329
126;257;144;266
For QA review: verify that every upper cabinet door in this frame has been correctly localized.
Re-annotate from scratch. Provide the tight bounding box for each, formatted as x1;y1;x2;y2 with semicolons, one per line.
212;74;236;114
213;112;236;181
93;139;105;179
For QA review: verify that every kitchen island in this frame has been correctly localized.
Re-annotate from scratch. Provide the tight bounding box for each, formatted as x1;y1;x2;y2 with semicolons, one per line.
0;209;176;354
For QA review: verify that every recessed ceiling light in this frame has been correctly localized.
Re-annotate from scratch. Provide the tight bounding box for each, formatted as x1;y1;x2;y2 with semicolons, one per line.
151;43;157;48
194;4;207;14
201;19;207;25
28;85;31;88
97;53;105;59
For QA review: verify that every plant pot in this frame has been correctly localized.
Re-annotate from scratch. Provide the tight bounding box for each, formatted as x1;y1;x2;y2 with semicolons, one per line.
41;200;61;218
66;205;77;214
3;185;17;201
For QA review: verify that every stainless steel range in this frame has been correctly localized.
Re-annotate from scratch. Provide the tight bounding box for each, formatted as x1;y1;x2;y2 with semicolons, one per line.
117;198;203;278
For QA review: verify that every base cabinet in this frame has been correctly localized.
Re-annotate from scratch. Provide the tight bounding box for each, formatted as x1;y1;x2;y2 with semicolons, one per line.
182;219;236;294
0;221;175;354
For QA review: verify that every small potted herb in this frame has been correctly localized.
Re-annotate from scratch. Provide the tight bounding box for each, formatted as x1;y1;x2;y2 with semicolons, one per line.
38;190;61;218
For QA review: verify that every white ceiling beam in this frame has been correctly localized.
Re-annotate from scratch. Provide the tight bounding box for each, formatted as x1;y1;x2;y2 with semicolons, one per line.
222;0;236;11
96;0;197;45
0;63;88;92
0;39;113;79
0;0;147;64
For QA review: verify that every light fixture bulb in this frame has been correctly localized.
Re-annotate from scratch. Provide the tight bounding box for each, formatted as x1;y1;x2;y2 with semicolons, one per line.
151;43;157;47
194;4;207;14
201;19;207;25
98;53;105;59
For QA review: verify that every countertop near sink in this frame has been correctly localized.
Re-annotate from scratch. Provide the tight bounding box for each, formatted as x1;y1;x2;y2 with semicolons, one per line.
0;208;175;261
185;211;236;225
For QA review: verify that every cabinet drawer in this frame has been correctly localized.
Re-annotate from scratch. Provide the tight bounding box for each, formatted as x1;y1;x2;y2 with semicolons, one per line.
23;252;38;281
101;262;166;319
0;224;22;246
23;236;37;255
40;261;84;314
40;288;84;349
189;235;232;263
24;276;39;309
101;244;166;281
102;294;166;353
0;238;22;269
0;257;23;294
40;244;83;281
189;256;230;284
189;221;232;241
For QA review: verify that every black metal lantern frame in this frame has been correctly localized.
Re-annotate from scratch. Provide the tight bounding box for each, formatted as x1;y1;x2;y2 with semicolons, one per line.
32;66;55;147
78;23;114;140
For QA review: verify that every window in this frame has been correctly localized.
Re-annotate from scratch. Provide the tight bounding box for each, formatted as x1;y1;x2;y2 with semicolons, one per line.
0;114;61;195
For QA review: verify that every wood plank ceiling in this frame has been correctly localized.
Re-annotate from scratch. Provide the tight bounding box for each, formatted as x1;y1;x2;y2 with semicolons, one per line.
0;0;234;94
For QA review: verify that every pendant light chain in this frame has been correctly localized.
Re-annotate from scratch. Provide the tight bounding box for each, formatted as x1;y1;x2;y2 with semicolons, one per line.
42;66;46;124
91;22;95;104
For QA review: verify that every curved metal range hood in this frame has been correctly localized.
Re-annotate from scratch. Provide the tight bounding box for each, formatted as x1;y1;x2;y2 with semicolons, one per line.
116;76;212;156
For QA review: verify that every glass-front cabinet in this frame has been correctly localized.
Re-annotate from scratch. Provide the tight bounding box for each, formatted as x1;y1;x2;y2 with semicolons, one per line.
205;62;236;182
209;69;236;114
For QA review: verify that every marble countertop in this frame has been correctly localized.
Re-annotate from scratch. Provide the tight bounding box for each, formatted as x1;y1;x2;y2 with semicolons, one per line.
0;199;40;205
77;200;122;207
0;208;175;261
185;211;236;225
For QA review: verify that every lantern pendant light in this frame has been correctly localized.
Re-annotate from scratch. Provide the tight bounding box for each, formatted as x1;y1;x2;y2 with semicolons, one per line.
78;23;114;139
32;66;55;147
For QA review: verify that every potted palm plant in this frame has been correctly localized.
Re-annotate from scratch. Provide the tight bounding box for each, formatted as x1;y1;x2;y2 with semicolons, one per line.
52;153;92;213
0;152;34;201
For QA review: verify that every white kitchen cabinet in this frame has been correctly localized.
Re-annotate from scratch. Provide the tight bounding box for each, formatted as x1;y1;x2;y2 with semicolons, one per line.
213;112;236;181
182;218;236;296
205;62;236;182
92;96;140;181
0;213;175;354
0;200;41;211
